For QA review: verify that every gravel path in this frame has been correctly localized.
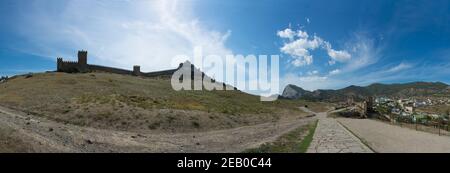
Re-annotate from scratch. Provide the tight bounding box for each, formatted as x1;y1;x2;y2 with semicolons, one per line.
338;118;450;153
307;112;372;153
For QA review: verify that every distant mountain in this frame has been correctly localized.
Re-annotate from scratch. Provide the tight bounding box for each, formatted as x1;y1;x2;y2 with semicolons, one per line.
281;84;312;99
281;82;450;101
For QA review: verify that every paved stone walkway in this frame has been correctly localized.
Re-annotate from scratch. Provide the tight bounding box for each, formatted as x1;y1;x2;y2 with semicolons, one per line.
339;118;450;153
307;112;372;153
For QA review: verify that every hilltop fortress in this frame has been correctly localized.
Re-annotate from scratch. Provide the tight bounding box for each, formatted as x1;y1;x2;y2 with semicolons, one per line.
57;50;181;77
57;50;237;90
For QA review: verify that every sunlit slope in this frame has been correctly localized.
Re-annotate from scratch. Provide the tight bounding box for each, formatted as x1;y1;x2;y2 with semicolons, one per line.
0;72;328;132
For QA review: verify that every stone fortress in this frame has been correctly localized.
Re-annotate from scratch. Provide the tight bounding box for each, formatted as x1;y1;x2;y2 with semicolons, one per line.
57;50;181;77
57;50;237;90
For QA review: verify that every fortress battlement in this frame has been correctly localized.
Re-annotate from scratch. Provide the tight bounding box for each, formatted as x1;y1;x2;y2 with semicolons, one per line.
57;50;179;77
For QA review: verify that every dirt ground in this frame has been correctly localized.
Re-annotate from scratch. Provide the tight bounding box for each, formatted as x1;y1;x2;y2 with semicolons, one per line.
0;105;317;153
0;72;331;152
0;72;327;133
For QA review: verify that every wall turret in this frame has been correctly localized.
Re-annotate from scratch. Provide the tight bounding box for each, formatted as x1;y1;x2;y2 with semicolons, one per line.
57;57;63;71
78;50;88;66
133;65;141;76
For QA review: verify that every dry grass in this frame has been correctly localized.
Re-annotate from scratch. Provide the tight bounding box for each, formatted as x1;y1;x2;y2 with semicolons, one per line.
244;120;318;153
0;72;329;132
0;125;33;152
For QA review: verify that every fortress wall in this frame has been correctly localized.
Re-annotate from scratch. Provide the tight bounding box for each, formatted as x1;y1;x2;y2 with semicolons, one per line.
88;65;134;75
62;61;78;64
58;61;82;73
142;69;178;77
56;51;185;78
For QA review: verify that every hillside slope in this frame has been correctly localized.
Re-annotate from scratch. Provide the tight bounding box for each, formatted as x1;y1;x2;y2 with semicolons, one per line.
0;72;328;133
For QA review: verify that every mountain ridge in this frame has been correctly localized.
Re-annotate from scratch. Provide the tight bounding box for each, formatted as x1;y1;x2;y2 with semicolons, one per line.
281;81;450;101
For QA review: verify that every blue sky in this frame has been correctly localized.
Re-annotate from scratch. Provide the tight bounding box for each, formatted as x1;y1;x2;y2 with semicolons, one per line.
0;0;449;92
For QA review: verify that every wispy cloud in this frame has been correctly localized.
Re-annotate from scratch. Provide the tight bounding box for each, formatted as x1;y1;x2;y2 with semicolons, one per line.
329;69;341;75
13;0;233;72
307;70;319;75
342;32;382;73
385;62;413;73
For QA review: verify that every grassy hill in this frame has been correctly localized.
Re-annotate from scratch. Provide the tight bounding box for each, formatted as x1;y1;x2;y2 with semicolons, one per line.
0;72;329;133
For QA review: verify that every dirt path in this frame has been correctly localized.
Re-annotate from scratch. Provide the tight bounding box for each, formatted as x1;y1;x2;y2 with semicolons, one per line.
0;105;315;153
338;118;450;153
306;112;372;153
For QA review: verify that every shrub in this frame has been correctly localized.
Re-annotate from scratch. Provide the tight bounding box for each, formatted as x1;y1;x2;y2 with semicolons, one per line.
192;121;200;128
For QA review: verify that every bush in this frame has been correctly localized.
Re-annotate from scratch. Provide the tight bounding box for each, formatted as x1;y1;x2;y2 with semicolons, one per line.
192;121;200;128
25;73;33;78
148;122;160;130
0;76;8;82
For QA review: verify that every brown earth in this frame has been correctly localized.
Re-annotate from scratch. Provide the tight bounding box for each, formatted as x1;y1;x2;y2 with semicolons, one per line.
0;105;317;152
0;72;330;152
0;72;329;133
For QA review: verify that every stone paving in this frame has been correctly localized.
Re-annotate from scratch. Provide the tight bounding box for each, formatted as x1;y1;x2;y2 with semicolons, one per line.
307;112;372;153
339;118;450;153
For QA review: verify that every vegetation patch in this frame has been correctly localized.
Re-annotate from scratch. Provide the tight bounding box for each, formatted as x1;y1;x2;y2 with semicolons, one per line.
416;104;450;115
244;120;318;153
298;120;318;153
0;125;34;152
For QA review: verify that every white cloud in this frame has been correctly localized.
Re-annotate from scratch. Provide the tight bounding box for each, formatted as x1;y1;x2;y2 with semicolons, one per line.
297;30;309;38
385;62;412;73
277;28;296;40
280;32;389;91
328;60;336;65
279;34;322;66
307;70;319;75
277;27;351;67
291;56;313;66
14;0;232;72
323;41;351;62
329;69;341;75
299;75;328;82
328;49;351;61
279;32;435;93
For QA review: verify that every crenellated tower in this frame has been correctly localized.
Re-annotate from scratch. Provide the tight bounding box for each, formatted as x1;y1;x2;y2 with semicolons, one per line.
57;57;63;71
133;65;141;76
78;50;88;66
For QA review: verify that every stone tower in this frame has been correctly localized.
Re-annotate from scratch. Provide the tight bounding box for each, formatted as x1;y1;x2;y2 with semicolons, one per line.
78;50;88;66
56;57;63;72
133;65;141;76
